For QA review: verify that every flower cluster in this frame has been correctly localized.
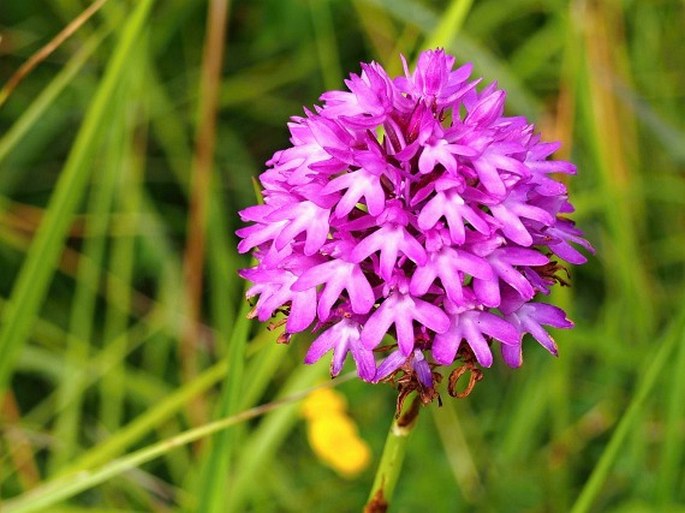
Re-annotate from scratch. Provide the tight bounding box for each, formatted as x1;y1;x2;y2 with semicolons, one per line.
237;49;593;398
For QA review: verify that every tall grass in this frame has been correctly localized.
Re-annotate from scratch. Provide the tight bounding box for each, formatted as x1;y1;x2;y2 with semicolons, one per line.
1;0;684;512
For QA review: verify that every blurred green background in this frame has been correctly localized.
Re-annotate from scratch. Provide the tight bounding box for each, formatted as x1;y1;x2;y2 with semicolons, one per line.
0;0;684;512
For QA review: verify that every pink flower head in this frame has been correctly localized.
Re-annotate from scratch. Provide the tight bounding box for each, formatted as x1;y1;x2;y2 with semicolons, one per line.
237;49;593;395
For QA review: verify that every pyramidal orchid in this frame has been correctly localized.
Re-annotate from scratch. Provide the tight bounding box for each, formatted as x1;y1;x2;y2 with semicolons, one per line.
237;49;593;402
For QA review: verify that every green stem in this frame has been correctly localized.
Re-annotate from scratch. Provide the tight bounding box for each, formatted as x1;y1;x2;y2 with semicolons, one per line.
364;397;420;513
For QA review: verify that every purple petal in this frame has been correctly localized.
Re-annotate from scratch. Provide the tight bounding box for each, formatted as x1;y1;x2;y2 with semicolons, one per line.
417;193;445;231
361;301;396;350
351;343;377;381
473;276;501;308
527;303;573;328
473;159;506;198
348;266;376;314
287;288;317;332
413;351;434;388
463;318;493;367
476;311;519;345
408;264;438;296
374;351;407;382
432;323;462;365
413;299;450;334
304;326;338;365
491;204;533;246
501;343;523;368
466;89;505;126
395;312;416;356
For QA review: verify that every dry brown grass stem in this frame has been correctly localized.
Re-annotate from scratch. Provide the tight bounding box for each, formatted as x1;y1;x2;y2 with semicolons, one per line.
2;392;41;491
0;0;110;108
180;0;231;434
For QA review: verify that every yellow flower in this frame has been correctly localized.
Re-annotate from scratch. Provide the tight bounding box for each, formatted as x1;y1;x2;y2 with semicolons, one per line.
301;388;371;478
301;388;347;418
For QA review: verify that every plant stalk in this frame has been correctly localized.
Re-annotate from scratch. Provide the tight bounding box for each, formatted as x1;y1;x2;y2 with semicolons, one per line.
364;396;420;513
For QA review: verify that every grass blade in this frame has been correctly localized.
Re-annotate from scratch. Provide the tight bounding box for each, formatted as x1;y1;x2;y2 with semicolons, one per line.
3;381;336;513
0;33;104;172
0;0;155;393
421;0;474;50
225;362;330;513
569;308;685;513
60;357;228;476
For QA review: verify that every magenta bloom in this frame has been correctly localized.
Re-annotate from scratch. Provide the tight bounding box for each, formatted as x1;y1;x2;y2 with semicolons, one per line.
237;49;593;393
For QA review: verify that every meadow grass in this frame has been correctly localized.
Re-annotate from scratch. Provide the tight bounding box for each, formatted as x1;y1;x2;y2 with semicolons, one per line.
0;1;684;512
